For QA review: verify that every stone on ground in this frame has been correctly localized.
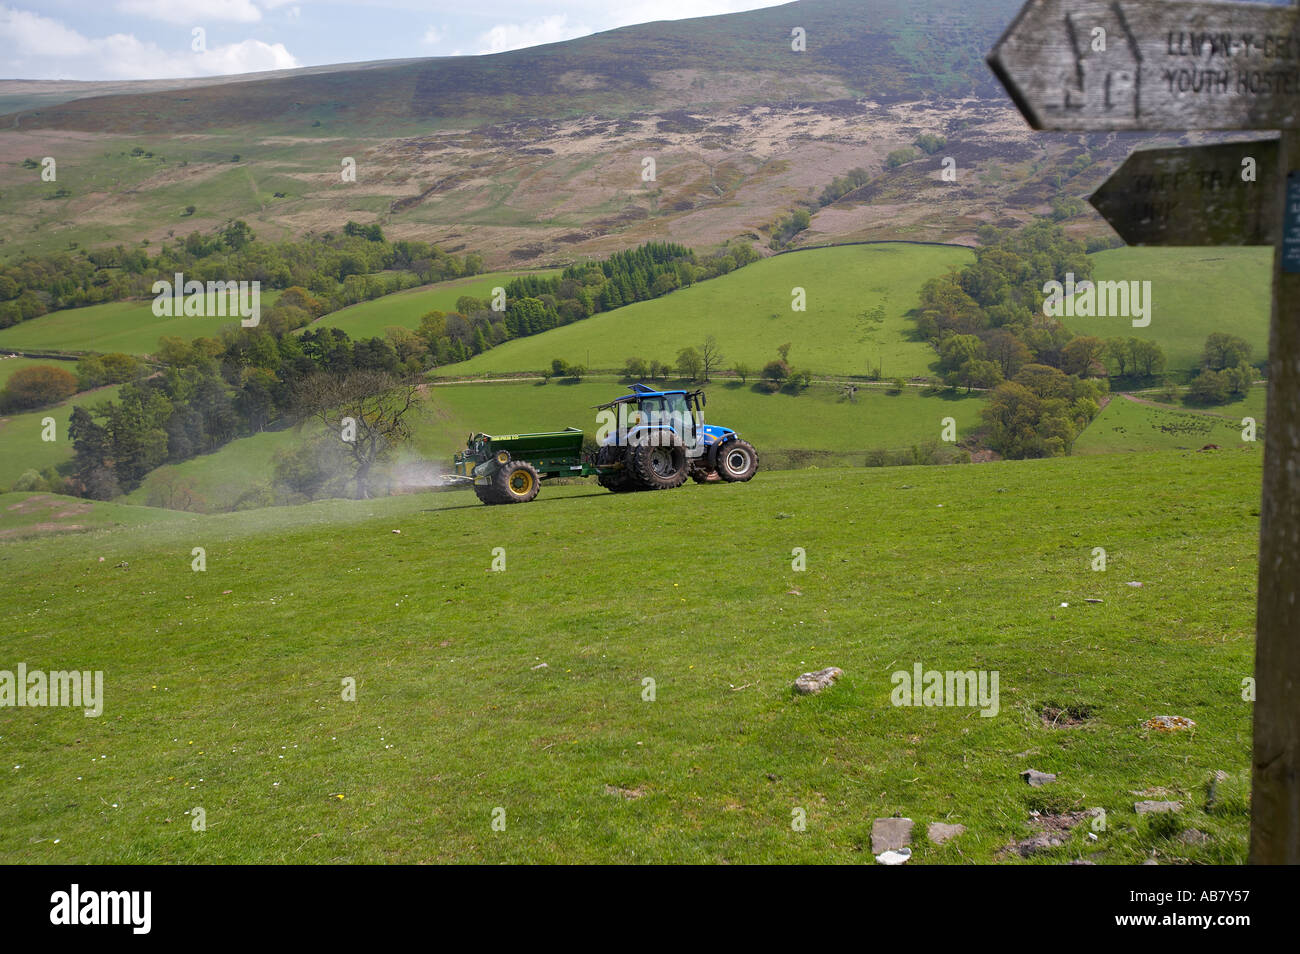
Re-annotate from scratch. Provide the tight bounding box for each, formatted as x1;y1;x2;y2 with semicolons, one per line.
871;817;914;853
927;822;966;845
794;667;843;695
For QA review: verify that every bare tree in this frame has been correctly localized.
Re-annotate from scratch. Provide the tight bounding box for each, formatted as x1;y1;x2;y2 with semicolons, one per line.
700;335;725;382
294;371;425;499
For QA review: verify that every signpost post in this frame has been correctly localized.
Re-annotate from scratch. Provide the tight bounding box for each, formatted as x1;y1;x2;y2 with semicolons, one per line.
990;0;1300;863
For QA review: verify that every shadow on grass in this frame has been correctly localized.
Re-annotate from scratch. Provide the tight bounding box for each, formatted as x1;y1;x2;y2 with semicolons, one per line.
421;489;611;513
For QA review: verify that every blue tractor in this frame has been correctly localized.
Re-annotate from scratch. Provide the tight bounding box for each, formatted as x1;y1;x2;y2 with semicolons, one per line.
593;383;759;493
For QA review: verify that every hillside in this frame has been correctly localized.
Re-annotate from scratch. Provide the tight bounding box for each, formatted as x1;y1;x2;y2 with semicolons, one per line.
1067;248;1272;372
6;1;1017;133
0;450;1258;863
447;243;972;378
0;0;1178;265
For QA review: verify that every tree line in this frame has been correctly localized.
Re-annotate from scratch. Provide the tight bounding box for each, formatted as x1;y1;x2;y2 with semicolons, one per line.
0;220;483;331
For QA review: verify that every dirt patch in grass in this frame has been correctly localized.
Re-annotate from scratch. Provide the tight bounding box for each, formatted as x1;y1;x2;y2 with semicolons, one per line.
0;495;95;538
604;784;645;800
1040;704;1094;728
7;493;53;513
0;521;86;538
1001;810;1093;858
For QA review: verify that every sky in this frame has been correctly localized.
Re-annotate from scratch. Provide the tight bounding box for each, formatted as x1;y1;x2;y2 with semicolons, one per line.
0;0;792;81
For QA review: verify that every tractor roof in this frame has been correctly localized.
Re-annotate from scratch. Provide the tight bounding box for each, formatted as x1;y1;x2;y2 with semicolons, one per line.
595;382;690;408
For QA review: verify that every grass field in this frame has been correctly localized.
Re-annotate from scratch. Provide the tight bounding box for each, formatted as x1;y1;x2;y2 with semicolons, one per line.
0;293;281;357
1069;248;1272;373
1075;389;1267;456
0;269;559;358
0;355;75;386
117;378;987;510
312;270;560;340
0;384;120;489
0;449;1257;863
444;244;973;378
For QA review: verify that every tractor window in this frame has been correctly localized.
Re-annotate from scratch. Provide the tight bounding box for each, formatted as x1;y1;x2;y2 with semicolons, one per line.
664;394;697;445
628;397;662;427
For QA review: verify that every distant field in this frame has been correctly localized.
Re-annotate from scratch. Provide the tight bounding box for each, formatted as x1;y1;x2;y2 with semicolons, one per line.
0;293;281;356
312;270;560;339
445;244;973;378
0;355;73;386
0;385;120;488
1075;389;1266;456
121;378;988;510
1067;248;1272;373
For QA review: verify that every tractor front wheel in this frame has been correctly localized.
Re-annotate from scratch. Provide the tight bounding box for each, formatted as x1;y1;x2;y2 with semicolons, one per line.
493;460;542;503
631;442;688;490
717;440;759;482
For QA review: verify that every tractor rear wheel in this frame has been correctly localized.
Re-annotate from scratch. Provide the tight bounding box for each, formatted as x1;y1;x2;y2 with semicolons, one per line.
596;445;637;493
493;460;542;503
631;442;688;490
717;440;759;482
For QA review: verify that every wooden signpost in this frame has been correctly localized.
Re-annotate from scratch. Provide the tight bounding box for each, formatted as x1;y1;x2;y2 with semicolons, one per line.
991;0;1300;863
1091;138;1280;246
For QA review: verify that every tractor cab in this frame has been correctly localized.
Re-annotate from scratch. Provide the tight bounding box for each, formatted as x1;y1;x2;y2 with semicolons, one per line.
596;383;713;456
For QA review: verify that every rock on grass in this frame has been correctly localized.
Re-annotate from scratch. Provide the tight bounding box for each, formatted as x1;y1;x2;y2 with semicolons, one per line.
1021;769;1057;787
1135;800;1182;814
871;817;913;853
794;667;842;695
928;822;965;845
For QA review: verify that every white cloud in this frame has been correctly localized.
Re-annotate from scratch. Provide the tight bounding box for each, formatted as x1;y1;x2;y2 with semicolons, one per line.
477;14;592;55
115;0;263;25
561;0;787;29
0;5;297;79
1;4;93;57
421;25;443;46
194;38;299;73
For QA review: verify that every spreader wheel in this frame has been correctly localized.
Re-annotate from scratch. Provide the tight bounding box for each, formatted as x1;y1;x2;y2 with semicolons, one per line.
494;460;542;503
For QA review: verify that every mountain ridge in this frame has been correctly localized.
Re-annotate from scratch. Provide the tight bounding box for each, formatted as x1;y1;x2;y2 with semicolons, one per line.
4;0;1021;133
